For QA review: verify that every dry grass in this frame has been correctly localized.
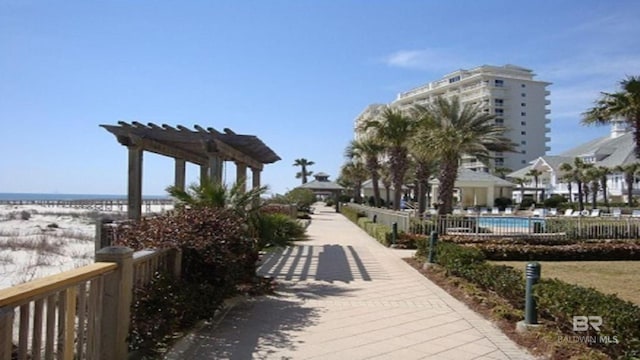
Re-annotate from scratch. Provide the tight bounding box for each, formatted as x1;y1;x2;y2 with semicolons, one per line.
492;260;640;305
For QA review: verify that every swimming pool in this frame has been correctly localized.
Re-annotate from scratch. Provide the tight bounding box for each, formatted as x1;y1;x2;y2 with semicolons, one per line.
477;216;545;228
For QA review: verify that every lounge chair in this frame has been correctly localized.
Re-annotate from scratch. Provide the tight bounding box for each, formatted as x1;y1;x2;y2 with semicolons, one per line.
632;209;640;218
480;207;489;215
466;208;477;215
504;207;513;215
575;209;590;216
491;207;500;215
590;209;601;217
549;208;558;216
611;208;622;218
563;209;574;216
452;208;463;215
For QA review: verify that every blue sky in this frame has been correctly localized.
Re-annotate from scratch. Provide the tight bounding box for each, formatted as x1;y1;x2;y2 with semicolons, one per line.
1;1;639;196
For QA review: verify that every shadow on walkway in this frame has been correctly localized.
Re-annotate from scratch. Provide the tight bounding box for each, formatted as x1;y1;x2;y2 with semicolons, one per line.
170;295;322;360
259;245;372;283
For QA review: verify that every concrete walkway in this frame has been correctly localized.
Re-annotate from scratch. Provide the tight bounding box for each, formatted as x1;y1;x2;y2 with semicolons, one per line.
165;205;534;360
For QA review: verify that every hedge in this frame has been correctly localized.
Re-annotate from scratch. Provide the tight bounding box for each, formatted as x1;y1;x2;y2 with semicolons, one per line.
418;241;640;358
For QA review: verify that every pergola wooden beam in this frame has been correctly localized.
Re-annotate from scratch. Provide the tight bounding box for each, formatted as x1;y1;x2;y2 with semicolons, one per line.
101;122;279;220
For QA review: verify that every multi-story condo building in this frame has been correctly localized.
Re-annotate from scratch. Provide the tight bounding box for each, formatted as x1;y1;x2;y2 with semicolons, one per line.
359;64;551;172
354;104;386;141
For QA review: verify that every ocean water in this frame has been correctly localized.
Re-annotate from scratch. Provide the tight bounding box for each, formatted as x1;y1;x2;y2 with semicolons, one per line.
0;193;170;201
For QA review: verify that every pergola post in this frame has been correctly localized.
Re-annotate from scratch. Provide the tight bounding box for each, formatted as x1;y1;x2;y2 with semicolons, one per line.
236;162;247;192
252;167;261;190
127;146;143;220
208;155;223;183
200;165;209;184
174;159;186;190
252;167;261;206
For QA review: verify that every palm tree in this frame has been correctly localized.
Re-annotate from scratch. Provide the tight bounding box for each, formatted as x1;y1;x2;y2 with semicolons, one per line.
511;177;528;204
585;167;603;209
412;96;515;215
615;163;640;206
593;166;611;210
583;76;640;157
526;168;543;203
364;106;416;210
293;158;315;184
559;158;589;211
167;178;266;214
339;161;368;203
379;164;392;208
345;138;384;207
493;167;513;179
409;146;438;215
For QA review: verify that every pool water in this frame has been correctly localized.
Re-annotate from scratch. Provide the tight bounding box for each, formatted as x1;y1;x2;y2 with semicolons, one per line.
477;216;545;228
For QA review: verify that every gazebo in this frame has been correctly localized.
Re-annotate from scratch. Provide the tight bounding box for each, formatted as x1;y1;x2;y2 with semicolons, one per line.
101;121;280;219
297;172;344;212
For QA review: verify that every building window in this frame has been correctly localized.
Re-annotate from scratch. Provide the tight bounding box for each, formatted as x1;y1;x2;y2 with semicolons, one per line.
521;112;526;116
494;98;504;106
521;84;526;88
521;102;526;107
521;93;526;97
449;75;461;83
495;109;504;115
521;131;526;135
521;121;527;126
522;150;527;154
521;140;527;145
522;160;527;164
495;79;504;87
495;118;504;124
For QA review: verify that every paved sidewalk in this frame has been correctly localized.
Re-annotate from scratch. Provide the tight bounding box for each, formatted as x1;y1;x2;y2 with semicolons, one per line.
165;205;534;359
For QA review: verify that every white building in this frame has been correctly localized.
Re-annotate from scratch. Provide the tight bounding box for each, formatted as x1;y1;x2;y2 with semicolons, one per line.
508;122;639;204
354;104;386;141
386;64;551;171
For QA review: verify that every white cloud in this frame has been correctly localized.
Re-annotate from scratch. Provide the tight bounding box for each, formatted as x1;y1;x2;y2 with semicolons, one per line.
382;49;471;72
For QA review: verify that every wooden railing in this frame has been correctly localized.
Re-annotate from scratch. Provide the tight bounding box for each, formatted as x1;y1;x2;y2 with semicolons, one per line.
0;247;181;360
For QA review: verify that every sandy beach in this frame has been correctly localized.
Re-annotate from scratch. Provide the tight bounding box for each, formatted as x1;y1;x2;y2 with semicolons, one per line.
0;203;173;290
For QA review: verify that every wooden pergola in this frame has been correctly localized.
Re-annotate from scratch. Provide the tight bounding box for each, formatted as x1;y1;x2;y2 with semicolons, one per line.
101;121;280;220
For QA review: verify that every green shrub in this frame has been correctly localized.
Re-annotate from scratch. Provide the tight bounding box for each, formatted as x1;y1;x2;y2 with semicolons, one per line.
520;198;535;209
421;241;640;358
341;206;365;223
255;213;307;249
493;197;513;210
115;207;260;354
535;279;640;358
543;194;567;209
475;242;640;261
325;199;335;207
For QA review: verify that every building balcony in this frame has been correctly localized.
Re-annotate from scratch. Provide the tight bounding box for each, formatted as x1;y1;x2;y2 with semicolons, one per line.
545;118;551;124
545;100;551;105
545;109;551;114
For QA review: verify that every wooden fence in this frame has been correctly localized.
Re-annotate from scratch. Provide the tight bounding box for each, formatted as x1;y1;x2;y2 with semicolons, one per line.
0;247;181;360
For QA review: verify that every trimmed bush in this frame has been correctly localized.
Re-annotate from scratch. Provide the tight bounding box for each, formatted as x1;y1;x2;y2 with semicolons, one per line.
419;241;640;358
475;242;640;261
341;206;366;224
535;279;640;358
